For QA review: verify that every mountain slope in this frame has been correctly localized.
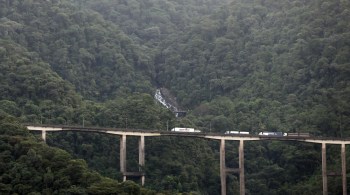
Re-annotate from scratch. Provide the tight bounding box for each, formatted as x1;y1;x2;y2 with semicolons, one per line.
154;0;350;136
0;0;349;194
0;0;153;100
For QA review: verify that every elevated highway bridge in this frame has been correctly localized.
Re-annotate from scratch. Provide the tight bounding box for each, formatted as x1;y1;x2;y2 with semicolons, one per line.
27;125;349;195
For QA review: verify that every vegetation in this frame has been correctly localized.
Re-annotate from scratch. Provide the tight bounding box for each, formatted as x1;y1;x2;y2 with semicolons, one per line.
0;0;349;194
0;114;156;194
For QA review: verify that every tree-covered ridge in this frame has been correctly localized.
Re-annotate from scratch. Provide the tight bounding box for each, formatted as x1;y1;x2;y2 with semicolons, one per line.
0;0;154;100
0;39;80;104
0;38;84;126
87;0;229;40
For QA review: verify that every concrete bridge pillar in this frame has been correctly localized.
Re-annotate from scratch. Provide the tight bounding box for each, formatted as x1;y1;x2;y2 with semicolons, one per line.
220;139;226;195
321;143;347;195
342;144;347;195
42;130;46;142
120;134;146;185
322;142;327;195
220;139;246;195
239;140;245;195
120;134;127;181
139;135;145;186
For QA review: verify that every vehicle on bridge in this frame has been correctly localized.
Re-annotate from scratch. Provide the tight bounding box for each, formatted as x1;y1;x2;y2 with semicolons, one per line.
285;132;310;137
258;132;311;137
171;127;201;132
225;131;250;135
258;132;287;136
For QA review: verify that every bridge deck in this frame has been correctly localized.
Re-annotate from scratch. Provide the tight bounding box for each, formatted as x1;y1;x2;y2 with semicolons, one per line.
26;125;350;144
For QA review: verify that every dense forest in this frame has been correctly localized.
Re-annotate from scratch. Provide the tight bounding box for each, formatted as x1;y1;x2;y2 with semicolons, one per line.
0;114;157;194
0;0;349;194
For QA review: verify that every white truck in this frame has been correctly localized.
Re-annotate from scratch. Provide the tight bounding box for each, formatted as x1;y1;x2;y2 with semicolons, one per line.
225;131;250;135
258;132;287;136
171;127;201;133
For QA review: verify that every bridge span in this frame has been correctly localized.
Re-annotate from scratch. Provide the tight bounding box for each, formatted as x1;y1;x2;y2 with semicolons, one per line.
27;125;349;195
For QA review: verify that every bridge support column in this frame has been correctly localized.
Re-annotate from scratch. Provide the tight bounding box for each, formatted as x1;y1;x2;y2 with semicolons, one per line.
342;144;347;195
42;130;46;142
239;140;245;195
220;139;226;195
139;135;145;186
322;143;327;195
120;134;127;182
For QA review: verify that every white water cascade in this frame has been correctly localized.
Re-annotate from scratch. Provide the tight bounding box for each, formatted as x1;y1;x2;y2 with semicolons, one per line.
154;89;178;112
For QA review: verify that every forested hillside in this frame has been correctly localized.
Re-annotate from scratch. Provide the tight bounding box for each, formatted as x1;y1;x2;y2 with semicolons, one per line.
0;115;156;194
0;0;349;194
154;0;350;137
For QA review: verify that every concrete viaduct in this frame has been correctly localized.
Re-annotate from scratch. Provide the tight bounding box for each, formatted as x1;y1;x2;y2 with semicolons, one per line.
26;125;350;195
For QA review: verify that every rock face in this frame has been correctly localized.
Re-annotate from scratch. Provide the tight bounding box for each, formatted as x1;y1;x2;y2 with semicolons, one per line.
154;88;186;117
